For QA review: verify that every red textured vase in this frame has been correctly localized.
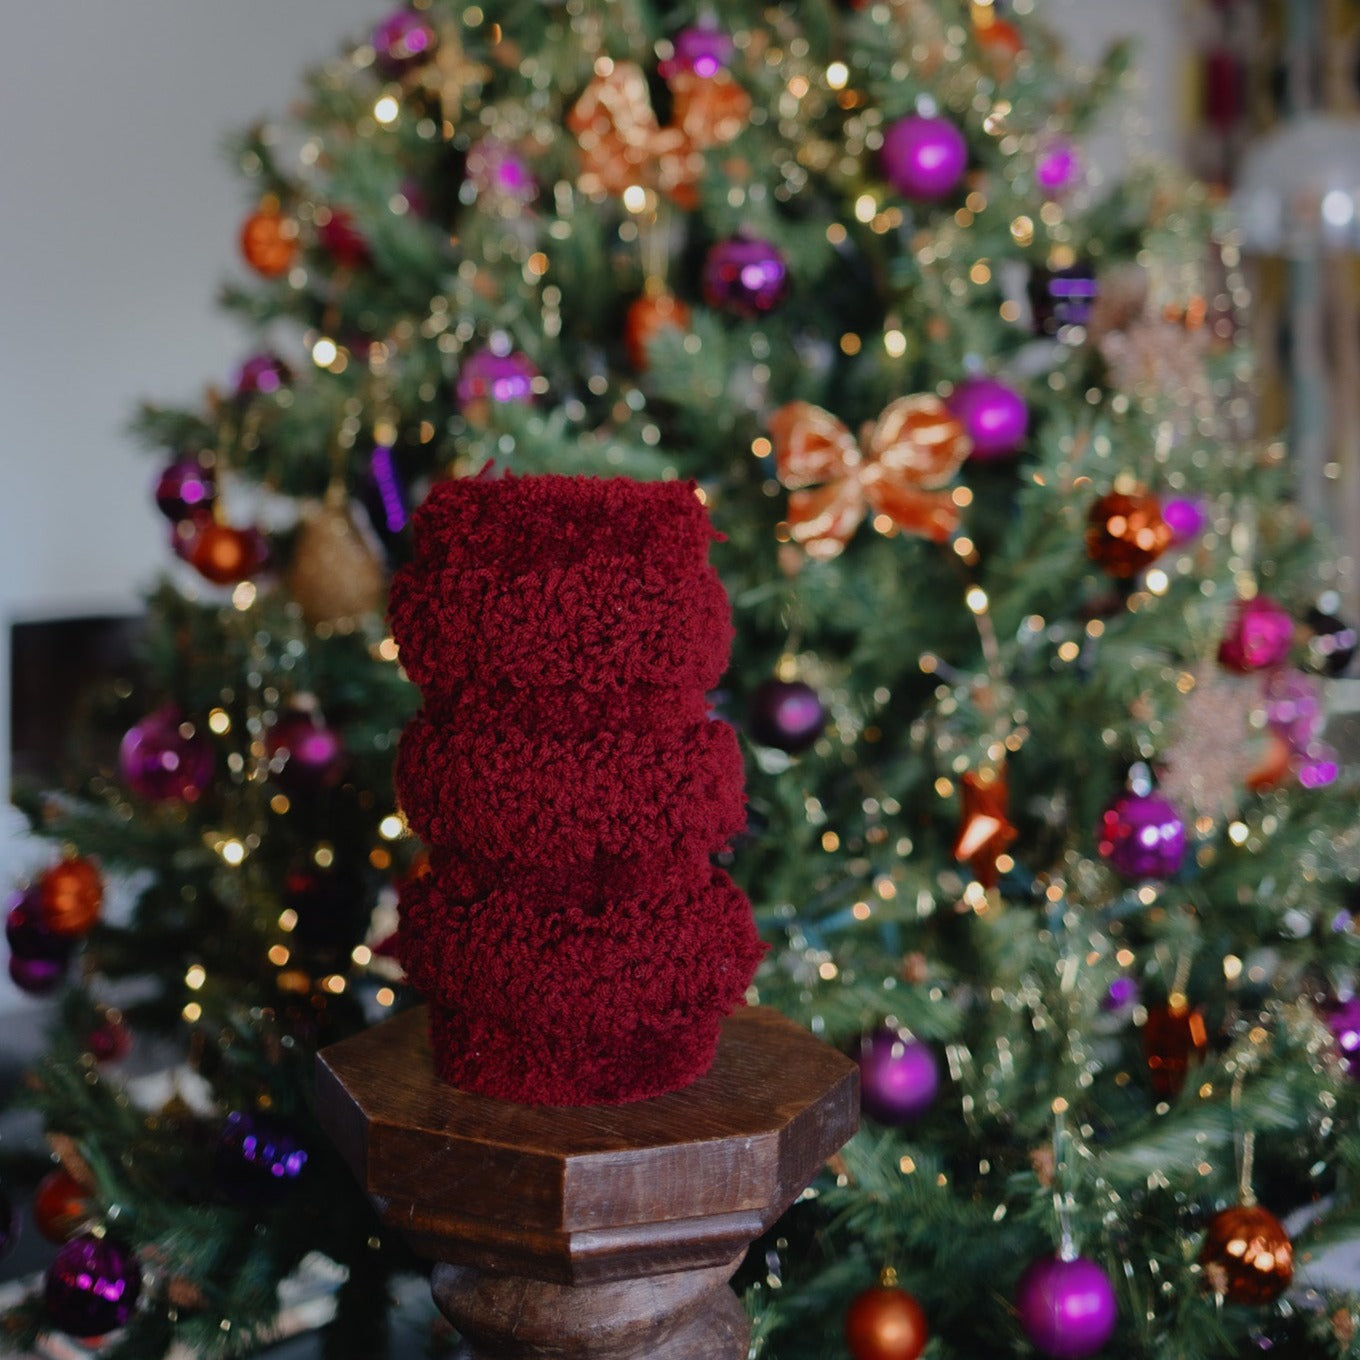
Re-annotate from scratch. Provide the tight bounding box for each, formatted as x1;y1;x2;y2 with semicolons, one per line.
388;474;764;1105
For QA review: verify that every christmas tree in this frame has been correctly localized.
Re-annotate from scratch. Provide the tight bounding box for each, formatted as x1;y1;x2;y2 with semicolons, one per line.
5;1;1360;1357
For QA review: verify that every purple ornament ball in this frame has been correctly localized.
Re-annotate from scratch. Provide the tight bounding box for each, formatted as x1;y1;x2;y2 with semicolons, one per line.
1264;668;1323;755
118;709;214;804
44;1233;141;1338
153;457;216;524
748;679;826;753
1036;139;1080;195
217;1111;309;1204
881;114;968;201
1325;997;1360;1077
7;887;76;963
702;237;789;319
457;347;539;411
1217;595;1293;673
1160;496;1207;544
948;377;1029;460
8;953;66;996
1102;976;1140;1014
670;25;734;78
266;712;346;791
371;9;437;73
858;1027;940;1124
234;352;292;399
1097;791;1186;880
0;1185;17;1262
1015;1255;1117;1359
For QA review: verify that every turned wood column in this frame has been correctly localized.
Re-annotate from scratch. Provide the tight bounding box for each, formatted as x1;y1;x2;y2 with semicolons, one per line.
316;1004;858;1360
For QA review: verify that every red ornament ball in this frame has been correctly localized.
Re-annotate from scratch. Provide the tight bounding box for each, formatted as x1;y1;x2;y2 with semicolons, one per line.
39;858;103;939
239;206;298;278
1142;1000;1208;1099
33;1168;91;1244
184;521;268;585
845;1283;929;1360
316;208;371;269
625;291;692;371
1085;490;1172;578
1200;1203;1293;1305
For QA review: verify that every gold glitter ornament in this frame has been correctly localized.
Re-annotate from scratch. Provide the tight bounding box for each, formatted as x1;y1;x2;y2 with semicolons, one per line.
287;492;386;629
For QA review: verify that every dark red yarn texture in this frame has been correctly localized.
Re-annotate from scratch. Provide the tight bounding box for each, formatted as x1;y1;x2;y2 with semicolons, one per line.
388;474;765;1105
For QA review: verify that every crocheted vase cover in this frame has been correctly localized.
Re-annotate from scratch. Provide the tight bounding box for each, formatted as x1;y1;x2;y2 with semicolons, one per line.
388;473;765;1104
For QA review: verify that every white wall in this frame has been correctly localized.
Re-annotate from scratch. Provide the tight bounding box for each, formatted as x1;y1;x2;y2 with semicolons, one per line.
0;1;1184;998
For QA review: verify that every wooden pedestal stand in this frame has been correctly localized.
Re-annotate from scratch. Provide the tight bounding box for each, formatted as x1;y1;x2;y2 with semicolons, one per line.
316;1005;858;1360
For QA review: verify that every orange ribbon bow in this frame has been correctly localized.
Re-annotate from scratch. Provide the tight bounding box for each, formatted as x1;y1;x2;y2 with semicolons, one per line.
567;62;750;208
769;396;972;560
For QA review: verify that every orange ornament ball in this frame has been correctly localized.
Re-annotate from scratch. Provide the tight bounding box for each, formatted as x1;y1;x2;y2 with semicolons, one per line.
1085;489;1172;578
1200;1203;1293;1305
625;291;692;371
845;1284;929;1360
39;857;103;938
976;17;1024;58
239;206;299;278
188;522;262;586
33;1168;91;1243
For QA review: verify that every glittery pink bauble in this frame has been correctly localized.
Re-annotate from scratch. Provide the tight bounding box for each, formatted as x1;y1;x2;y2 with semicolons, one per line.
456;348;539;409
1015;1256;1117;1358
702;237;789;318
881;114;968;200
948;377;1028;459
1097;791;1186;880
1218;595;1293;672
118;709;214;803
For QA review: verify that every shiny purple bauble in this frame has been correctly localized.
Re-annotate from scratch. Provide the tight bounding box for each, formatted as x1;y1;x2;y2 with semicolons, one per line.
0;1186;17;1262
881;114;968;201
1161;496;1207;544
266;713;346;791
948;377;1029;460
670;25;734;78
748;679;826;753
1325;997;1360;1077
118;710;214;804
1102;976;1140;1013
153;456;216;524
234;351;292;398
466;138;537;207
371;8;437;73
8;953;65;996
457;347;539;409
1015;1255;1117;1359
44;1233;141;1337
7;887;75;963
1218;595;1293;673
217;1111;309;1204
858;1027;940;1124
1097;791;1186;880
1036;138;1080;195
702;237;789;319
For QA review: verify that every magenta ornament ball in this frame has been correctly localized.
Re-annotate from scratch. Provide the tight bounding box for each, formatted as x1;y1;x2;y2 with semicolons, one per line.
1325;997;1360;1077
1161;496;1207;543
882;114;968;200
949;377;1029;460
747;679;826;753
1015;1255;1117;1359
8;953;66;996
153;457;216;524
44;1233;141;1338
267;713;346;791
671;25;733;78
858;1027;940;1124
1097;791;1186;880
234;352;292;398
371;9;437;73
1036;138;1080;195
118;710;214;804
1218;595;1293;672
457;348;539;409
703;237;789;319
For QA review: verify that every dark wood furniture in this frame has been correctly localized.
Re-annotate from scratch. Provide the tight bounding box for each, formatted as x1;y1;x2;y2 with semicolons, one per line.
317;1004;858;1359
